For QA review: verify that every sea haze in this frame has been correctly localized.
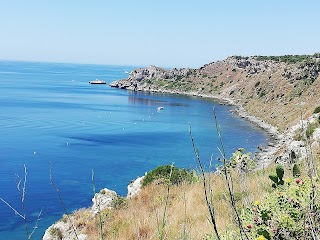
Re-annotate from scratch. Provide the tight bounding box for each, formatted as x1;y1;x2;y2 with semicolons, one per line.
0;61;269;239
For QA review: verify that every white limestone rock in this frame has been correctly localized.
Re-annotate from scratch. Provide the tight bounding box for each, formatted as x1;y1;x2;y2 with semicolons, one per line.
91;188;117;215
313;128;320;141
42;217;88;240
127;176;144;198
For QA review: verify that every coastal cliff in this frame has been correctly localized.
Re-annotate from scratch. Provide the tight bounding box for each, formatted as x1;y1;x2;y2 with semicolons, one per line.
110;54;320;133
110;54;320;168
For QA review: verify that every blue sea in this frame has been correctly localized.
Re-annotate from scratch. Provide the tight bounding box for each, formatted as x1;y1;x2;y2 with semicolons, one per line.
0;61;269;239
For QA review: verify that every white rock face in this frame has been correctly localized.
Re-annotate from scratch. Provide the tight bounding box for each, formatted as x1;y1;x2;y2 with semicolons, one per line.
288;141;307;160
91;188;117;215
42;218;88;240
127;176;144;198
313;128;320;141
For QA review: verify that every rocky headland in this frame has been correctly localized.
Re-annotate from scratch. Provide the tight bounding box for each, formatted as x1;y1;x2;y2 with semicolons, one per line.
110;54;320;168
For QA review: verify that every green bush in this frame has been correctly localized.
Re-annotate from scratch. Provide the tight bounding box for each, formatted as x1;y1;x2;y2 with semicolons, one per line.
313;106;320;114
255;55;312;64
306;122;318;139
141;165;195;187
259;90;266;98
49;227;63;239
112;196;127;209
216;148;254;174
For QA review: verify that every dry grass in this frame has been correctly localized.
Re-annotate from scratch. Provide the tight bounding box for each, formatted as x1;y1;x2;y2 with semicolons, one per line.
54;151;320;240
67;164;281;240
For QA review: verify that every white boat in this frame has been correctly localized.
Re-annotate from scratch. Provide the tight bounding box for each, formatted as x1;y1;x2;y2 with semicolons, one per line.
89;79;106;84
157;106;164;111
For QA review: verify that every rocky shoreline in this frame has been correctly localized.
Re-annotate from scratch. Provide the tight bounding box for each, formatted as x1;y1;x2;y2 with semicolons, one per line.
109;60;320;169
110;81;283;168
109;82;320;171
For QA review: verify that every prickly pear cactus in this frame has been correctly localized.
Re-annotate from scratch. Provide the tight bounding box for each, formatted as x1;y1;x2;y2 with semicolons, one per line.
276;165;284;180
292;163;301;177
269;173;279;185
269;164;285;188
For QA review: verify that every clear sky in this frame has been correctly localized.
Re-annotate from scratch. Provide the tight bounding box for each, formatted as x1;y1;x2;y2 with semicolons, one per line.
0;0;319;68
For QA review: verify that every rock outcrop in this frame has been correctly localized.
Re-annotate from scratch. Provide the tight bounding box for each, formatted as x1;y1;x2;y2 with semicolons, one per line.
110;54;320;167
43;178;144;240
127;176;144;198
43;216;88;240
91;188;117;215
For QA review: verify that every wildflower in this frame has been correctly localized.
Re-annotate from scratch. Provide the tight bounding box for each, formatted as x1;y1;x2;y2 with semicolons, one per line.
247;224;252;229
254;200;260;206
296;179;301;184
284;178;291;183
257;236;266;240
254;216;259;222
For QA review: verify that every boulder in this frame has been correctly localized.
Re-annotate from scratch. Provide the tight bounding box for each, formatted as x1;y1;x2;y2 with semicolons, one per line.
313;128;320;141
288;140;307;161
42;218;88;240
127;176;144;198
91;188;117;215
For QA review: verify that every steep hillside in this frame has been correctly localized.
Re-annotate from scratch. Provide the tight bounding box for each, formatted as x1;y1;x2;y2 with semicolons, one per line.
110;54;320;132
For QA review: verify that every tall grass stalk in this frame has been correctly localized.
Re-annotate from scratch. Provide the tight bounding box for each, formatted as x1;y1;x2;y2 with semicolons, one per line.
213;108;249;240
0;164;42;240
189;125;220;240
157;163;174;240
181;191;187;240
50;162;79;240
92;169;104;240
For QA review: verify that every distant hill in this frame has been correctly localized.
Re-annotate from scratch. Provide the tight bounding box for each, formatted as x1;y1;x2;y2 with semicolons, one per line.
110;53;320;132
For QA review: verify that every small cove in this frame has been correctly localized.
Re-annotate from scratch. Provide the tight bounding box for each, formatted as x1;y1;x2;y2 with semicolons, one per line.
0;61;269;239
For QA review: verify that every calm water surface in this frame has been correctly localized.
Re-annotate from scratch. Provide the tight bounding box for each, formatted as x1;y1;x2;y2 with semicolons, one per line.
0;61;269;239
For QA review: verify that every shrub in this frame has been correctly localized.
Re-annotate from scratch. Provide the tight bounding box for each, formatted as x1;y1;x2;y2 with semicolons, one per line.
259;90;266;98
313;106;320;114
216;148;254;174
306;122;318;139
141;165;195;187
112;196;127;209
49;227;63;239
176;75;183;81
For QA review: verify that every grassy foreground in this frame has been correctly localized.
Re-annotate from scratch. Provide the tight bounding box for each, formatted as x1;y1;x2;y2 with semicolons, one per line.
50;150;319;240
